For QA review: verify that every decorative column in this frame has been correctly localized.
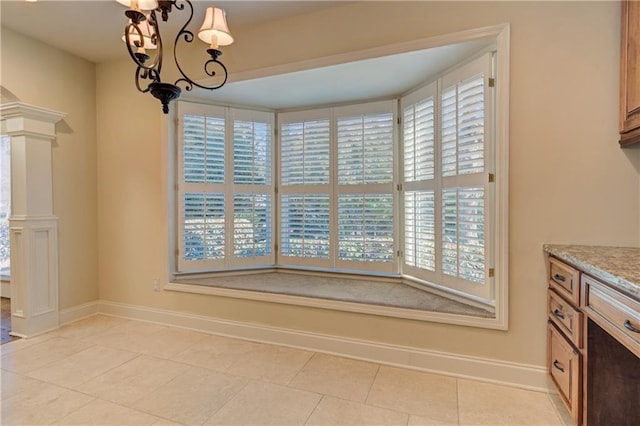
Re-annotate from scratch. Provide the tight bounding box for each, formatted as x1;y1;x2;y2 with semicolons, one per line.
0;102;65;337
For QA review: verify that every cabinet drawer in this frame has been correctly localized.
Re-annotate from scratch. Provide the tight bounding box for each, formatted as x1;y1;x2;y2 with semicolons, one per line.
548;289;583;348
548;257;580;305
548;322;581;424
583;275;640;357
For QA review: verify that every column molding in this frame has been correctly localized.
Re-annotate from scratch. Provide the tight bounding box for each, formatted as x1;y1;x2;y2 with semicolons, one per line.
1;102;66;337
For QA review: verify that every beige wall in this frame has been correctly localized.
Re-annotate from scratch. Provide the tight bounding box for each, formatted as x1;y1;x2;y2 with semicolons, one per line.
95;1;640;367
1;27;99;309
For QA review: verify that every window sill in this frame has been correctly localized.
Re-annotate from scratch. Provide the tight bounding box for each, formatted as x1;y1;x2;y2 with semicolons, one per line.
167;272;503;329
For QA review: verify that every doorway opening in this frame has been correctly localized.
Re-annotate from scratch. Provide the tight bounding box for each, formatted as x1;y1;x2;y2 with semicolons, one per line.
0;134;16;343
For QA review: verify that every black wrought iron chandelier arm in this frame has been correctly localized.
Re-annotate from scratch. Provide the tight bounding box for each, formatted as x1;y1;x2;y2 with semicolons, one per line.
171;0;229;92
134;68;161;93
119;0;232;113
123;10;162;72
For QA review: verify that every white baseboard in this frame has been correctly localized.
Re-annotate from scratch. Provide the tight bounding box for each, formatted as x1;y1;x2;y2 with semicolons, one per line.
97;299;548;392
60;300;99;325
1;281;10;298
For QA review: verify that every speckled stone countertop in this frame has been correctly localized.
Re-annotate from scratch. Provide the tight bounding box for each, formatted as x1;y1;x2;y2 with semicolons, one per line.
543;245;640;301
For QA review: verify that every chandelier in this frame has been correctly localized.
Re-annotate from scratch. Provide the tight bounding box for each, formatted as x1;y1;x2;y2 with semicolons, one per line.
116;0;233;113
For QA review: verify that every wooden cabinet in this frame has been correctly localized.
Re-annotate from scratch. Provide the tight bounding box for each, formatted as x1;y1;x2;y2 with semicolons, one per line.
582;274;640;426
549;257;581;306
548;322;582;421
546;257;584;425
582;275;640;357
548;289;583;348
619;0;640;146
546;255;640;425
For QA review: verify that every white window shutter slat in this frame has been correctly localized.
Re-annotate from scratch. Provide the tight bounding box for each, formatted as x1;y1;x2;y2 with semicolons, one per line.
183;192;225;261
336;109;394;267
234;193;271;257
404;98;435;182
280;194;330;258
404;191;435;271
441;73;485;178
183;114;225;184
233;120;272;185
338;194;394;263
442;187;485;284
281;120;330;186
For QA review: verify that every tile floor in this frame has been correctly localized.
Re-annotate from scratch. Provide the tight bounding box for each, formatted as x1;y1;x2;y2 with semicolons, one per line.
0;315;566;425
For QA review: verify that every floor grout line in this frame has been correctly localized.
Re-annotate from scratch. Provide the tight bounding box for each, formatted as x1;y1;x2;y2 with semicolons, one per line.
363;362;381;404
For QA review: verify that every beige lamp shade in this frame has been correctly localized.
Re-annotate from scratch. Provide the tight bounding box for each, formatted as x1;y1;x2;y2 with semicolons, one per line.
198;7;233;49
122;18;157;50
116;0;158;11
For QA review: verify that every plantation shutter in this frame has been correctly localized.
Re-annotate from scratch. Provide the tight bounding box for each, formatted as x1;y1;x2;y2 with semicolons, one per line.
233;193;271;258
439;53;492;300
177;103;276;272
233;120;271;186
441;74;485;177
404;97;435;183
335;102;395;272
401;53;493;302
230;109;275;267
403;190;436;272
279;110;332;267
401;82;437;277
177;103;227;271
337;113;394;185
280;194;330;259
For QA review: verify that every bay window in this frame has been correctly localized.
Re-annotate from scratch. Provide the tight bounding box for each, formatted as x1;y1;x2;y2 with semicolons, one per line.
175;51;499;307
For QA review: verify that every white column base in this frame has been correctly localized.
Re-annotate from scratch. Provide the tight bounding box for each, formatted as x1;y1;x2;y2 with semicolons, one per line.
9;216;59;337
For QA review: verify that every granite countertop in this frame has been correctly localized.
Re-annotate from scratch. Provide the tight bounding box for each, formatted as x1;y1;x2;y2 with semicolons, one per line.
543;245;640;301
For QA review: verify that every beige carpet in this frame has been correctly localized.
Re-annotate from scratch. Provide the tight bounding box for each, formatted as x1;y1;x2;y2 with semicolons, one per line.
177;273;494;318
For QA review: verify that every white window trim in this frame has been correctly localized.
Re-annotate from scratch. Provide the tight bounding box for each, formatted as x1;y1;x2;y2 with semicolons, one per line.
168;24;510;330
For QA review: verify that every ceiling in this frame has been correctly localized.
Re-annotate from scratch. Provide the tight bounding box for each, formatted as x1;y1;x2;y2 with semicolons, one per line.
196;39;494;110
0;0;347;64
1;0;496;110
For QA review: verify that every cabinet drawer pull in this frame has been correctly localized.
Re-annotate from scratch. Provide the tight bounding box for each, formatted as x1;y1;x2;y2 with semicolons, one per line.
624;320;640;333
553;360;565;372
553;274;566;282
553;309;565;320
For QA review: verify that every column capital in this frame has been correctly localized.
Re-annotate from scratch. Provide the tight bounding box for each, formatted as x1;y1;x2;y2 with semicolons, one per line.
0;102;66;140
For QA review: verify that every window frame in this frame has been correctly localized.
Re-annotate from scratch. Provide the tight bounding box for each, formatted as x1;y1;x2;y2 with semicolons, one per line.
168;24;510;330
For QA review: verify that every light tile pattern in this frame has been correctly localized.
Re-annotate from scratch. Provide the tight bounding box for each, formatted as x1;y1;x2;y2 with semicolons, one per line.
204;381;320;425
289;353;379;402
367;366;458;424
457;379;564;425
1;315;564;425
